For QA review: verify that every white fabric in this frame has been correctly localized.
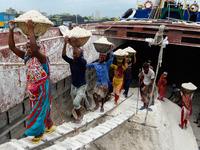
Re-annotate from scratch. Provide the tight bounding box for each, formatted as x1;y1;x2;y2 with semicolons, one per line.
142;68;155;86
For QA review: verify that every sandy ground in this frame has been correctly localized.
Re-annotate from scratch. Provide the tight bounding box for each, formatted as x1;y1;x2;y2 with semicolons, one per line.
165;86;200;149
85;88;198;150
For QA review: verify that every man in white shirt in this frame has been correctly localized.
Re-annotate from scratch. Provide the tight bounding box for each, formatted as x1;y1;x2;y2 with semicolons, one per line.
139;62;155;111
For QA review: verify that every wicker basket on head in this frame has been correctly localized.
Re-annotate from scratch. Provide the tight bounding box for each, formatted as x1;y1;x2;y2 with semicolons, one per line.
15;22;53;36
93;43;112;53
75;36;90;47
115;55;125;60
181;82;197;93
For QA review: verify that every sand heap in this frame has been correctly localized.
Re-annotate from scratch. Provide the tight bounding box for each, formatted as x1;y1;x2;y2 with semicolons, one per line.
14;10;53;25
181;82;197;91
66;27;92;38
14;10;53;36
124;46;136;54
114;49;128;56
85;88;198;150
94;37;113;45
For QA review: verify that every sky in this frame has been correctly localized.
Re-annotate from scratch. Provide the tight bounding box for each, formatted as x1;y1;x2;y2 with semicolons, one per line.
0;0;138;18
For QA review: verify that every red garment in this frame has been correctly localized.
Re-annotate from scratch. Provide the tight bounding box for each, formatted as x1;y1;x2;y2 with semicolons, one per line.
180;91;193;129
181;107;188;129
181;91;193;115
157;74;167;100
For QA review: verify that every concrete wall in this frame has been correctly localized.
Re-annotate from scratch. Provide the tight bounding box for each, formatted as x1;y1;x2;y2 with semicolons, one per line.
0;66;97;144
0;27;100;114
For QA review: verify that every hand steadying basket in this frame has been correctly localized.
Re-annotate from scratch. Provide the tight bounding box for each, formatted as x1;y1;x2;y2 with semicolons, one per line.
14;22;53;36
14;10;54;36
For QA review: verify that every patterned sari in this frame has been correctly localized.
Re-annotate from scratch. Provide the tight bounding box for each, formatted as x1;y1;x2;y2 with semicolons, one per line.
111;64;127;101
24;55;53;136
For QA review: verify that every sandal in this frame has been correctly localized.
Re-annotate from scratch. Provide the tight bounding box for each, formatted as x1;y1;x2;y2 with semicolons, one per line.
92;106;99;112
100;108;104;112
72;117;83;124
45;125;57;134
30;134;44;144
140;106;145;110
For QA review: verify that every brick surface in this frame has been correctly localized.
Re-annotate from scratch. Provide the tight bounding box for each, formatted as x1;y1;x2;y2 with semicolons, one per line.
0;141;24;150
0;112;8;129
10;122;26;139
43;145;66;150
55;123;74;135
8;104;23;123
23;98;31;115
73;134;93;144
57;138;83;150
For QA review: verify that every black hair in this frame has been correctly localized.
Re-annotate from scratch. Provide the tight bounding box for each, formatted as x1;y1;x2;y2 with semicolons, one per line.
143;62;149;69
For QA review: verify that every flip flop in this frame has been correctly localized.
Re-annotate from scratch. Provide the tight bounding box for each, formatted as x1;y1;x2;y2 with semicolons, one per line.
45;125;57;134
100;108;104;112
72;118;83;124
140;106;145;110
179;124;183;129
92;106;99;112
30;134;44;144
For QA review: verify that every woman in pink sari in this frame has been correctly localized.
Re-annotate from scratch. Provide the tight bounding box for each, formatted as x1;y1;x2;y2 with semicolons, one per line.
157;72;168;101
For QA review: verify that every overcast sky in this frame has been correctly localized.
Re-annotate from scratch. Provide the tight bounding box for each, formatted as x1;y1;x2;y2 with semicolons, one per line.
0;0;138;17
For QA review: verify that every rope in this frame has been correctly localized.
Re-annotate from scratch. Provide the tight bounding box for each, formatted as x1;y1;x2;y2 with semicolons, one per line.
144;25;167;124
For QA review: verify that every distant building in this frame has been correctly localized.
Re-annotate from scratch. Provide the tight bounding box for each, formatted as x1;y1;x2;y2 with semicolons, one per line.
6;7;17;14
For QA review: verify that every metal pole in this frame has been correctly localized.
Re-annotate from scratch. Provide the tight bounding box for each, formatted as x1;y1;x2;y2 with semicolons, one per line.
136;68;141;114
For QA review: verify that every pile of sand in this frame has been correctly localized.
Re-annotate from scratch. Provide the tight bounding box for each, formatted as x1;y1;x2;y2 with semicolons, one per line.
182;82;197;91
124;46;136;54
66;27;92;38
114;49;128;56
85;88;198;150
94;37;113;45
14;10;53;25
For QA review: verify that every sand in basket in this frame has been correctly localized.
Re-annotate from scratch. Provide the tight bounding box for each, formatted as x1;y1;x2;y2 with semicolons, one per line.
114;49;129;59
14;10;53;36
93;37;113;53
72;106;86;119
181;82;197;92
124;46;136;57
66;27;92;47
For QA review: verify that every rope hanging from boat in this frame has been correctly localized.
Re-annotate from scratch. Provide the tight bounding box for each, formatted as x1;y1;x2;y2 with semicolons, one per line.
144;25;168;124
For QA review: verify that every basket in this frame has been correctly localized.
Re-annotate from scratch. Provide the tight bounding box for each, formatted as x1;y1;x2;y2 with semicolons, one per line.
72;106;86;119
127;52;134;57
93;43;111;53
181;82;197;93
115;55;125;60
15;22;53;36
75;36;90;47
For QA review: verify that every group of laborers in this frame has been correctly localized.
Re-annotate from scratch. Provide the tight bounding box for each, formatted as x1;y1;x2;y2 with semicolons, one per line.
8;19;197;144
8;20;137;143
139;60;197;130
